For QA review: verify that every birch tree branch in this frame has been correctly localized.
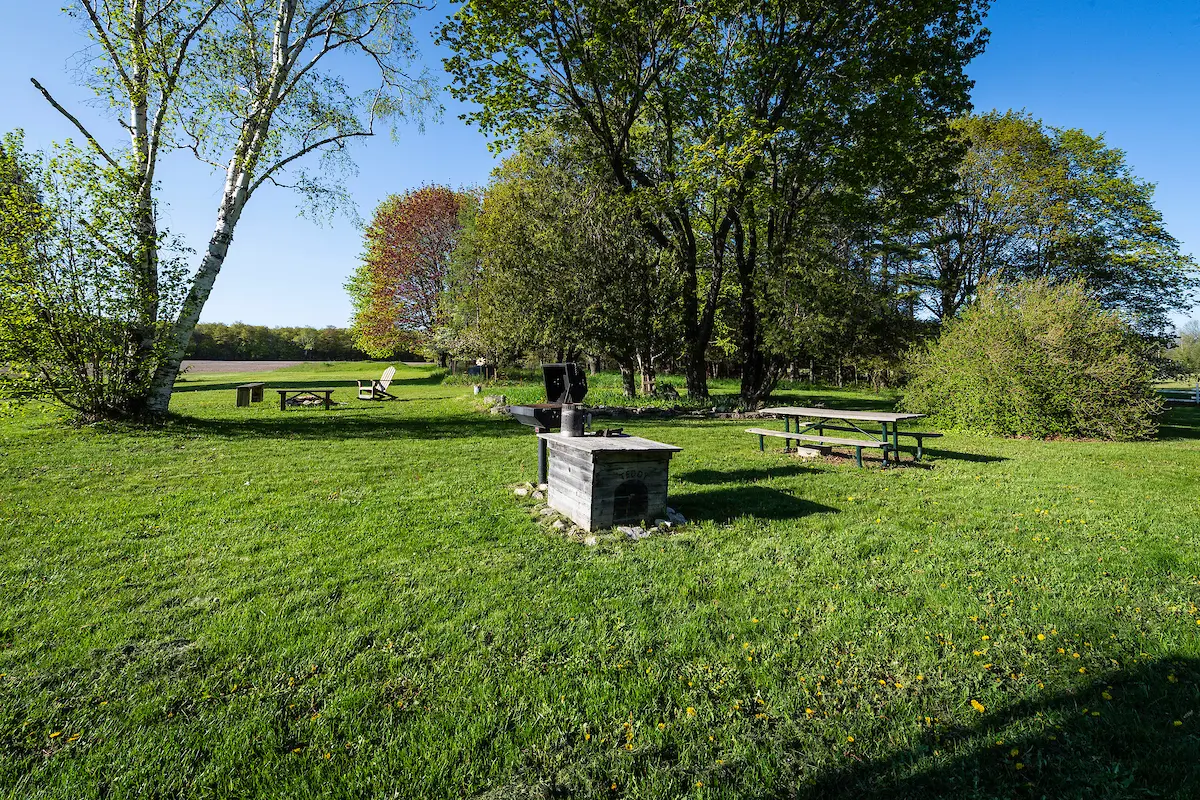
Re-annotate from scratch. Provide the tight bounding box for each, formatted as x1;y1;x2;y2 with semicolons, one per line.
29;79;122;170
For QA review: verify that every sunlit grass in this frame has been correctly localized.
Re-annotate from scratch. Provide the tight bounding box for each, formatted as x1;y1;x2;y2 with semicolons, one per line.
1;363;1197;798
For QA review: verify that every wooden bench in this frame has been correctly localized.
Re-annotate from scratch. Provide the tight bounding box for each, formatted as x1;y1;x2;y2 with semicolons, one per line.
277;388;335;411
746;428;891;468
894;431;943;461
235;382;265;407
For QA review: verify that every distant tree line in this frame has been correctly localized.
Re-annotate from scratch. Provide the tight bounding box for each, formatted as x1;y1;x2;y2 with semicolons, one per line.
184;323;375;361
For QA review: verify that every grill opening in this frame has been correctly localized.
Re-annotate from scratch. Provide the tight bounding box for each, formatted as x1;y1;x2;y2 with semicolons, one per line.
613;480;649;522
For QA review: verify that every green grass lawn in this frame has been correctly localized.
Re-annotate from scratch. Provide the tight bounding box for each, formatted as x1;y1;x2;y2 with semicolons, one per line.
1;362;1198;799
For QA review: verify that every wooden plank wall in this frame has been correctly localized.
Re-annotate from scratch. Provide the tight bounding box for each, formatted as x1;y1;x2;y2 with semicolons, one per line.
546;443;673;531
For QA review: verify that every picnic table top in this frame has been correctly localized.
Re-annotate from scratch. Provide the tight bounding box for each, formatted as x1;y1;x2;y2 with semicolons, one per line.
759;406;925;424
276;387;336;393
537;433;682;453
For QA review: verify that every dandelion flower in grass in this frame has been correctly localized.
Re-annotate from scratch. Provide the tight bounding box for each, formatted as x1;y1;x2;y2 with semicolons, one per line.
1015;762;1025;770
847;736;855;743
1010;748;1019;757
1102;691;1112;701
1037;634;1045;641
49;732;61;739
1175;721;1183;727
686;707;697;717
971;700;986;713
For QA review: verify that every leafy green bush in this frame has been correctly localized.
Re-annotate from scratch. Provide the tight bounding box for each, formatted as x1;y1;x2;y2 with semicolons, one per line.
902;279;1163;440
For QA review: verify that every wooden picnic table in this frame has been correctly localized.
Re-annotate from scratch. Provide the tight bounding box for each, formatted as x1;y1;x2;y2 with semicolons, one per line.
753;406;933;467
277;388;336;411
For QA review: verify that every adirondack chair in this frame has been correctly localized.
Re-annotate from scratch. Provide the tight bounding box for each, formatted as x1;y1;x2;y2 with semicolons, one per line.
357;366;398;400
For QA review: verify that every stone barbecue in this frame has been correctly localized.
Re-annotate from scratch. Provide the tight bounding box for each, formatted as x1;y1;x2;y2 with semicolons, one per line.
537;433;682;531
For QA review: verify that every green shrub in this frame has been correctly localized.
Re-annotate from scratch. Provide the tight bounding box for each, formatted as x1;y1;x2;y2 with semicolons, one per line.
902;279;1163;440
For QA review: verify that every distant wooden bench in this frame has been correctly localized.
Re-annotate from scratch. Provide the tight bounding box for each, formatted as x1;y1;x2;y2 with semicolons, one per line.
235;382;265;407
746;428;891;468
277;388;335;411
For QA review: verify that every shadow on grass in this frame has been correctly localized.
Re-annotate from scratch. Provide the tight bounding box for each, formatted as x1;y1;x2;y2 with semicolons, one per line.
670;485;837;523
789;657;1200;800
676;465;815;485
920;448;1009;464
1158;405;1200;441
173;373;448;393
164;410;528;441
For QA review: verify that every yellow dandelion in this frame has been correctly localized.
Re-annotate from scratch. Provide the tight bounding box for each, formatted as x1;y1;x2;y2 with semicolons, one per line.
1037;634;1045;641
847;736;855;743
1015;762;1024;770
49;732;61;739
1175;720;1183;727
971;700;986;713
1102;691;1112;701
686;707;696;716
1010;748;1019;757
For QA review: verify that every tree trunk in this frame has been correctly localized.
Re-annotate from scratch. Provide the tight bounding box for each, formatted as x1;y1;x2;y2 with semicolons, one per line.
144;185;248;414
734;210;775;406
618;359;637;398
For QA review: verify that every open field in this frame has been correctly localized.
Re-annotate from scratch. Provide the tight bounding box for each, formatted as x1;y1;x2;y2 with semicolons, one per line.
2;362;1198;799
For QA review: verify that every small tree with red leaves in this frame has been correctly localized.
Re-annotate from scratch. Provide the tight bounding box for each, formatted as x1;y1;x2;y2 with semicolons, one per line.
348;186;472;362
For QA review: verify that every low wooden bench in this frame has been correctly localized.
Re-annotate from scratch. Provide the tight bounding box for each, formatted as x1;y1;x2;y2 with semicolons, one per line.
746;428;891;468
894;431;943;461
277;388;335;411
235;382;265;407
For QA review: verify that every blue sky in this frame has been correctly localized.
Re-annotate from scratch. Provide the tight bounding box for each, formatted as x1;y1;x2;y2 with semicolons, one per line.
1;1;1197;328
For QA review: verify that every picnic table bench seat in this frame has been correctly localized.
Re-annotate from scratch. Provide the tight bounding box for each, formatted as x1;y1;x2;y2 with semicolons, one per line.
746;427;890;468
894;430;943;460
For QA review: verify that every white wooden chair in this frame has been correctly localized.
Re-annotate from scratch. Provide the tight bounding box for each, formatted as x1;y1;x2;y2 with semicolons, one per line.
357;366;398;400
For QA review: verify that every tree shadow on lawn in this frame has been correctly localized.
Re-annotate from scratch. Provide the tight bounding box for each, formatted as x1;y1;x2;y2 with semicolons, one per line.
784;656;1200;800
164;410;530;442
173;374;446;393
1157;405;1200;441
919;448;1009;465
675;465;816;485
670;485;838;523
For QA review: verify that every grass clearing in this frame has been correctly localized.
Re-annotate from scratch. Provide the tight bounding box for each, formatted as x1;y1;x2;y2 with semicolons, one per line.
1;362;1198;798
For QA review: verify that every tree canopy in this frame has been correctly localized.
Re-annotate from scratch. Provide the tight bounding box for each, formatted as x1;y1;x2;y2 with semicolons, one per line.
441;0;990;400
347;186;474;362
908;111;1197;336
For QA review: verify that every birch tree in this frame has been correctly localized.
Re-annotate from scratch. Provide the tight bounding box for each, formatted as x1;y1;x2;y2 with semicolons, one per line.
28;0;433;416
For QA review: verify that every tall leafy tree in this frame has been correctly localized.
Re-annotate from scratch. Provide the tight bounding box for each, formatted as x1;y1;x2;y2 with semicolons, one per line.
464;130;681;395
909;111;1198;334
441;0;989;400
23;0;434;416
348;186;473;362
